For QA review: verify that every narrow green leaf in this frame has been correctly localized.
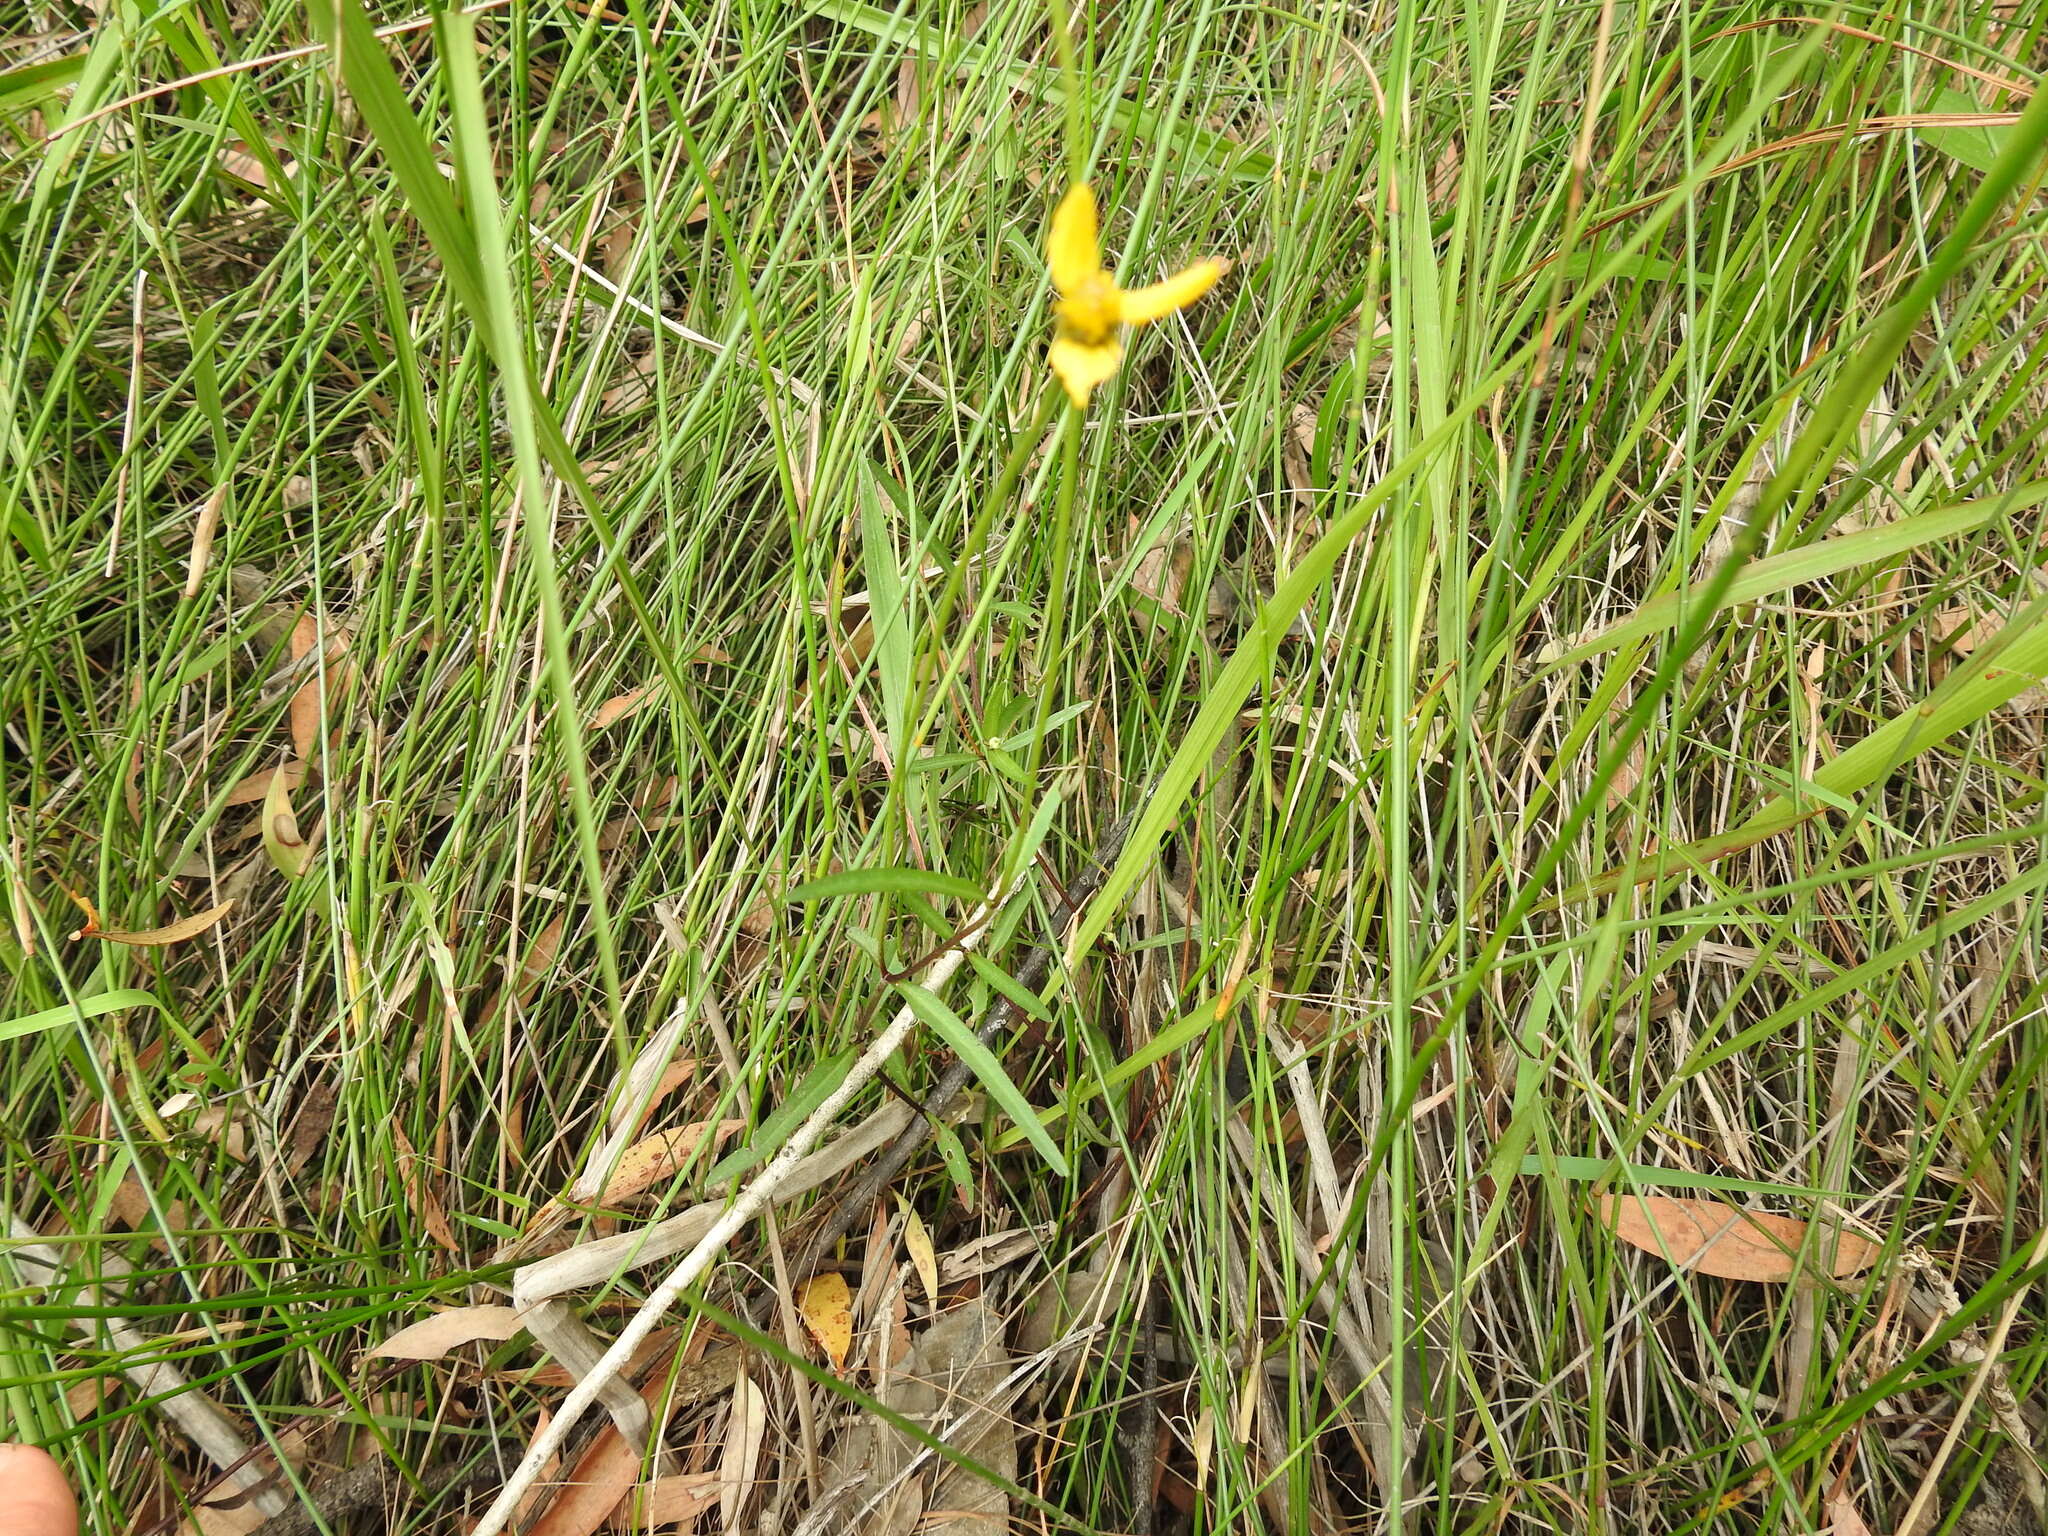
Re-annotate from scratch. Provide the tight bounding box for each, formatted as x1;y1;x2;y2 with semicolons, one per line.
704;1048;858;1186
1521;1156;1851;1202
1552;484;2048;666
896;983;1068;1176
1;990;163;1045
784;868;986;905
967;953;1052;1022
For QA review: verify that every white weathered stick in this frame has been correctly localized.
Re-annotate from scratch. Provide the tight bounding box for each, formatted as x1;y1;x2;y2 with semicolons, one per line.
513;1099;926;1305
468;886;1015;1536
5;1217;290;1517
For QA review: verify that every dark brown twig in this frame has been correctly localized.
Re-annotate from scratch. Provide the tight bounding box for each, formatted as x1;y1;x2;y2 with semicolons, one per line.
795;804;1138;1278
246;1441;515;1536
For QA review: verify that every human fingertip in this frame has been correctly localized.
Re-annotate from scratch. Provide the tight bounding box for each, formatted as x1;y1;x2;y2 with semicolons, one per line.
0;1444;79;1536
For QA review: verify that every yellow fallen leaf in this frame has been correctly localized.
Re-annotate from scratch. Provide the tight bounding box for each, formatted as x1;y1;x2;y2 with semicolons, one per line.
899;1196;939;1305
1599;1193;1879;1282
81;900;235;948
798;1271;854;1370
261;767;311;880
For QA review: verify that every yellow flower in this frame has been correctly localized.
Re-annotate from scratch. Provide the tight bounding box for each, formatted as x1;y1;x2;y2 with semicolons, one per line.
1045;182;1228;409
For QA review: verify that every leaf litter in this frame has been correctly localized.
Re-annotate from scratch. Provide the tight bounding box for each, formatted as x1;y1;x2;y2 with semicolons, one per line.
809;1296;1017;1536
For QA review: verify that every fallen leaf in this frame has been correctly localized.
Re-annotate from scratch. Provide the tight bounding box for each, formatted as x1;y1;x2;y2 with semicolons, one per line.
391;1125;460;1254
591;684;660;730
899;1197;939;1306
368;1305;529;1360
285;1077;338;1176
1599;1194;1880;1282
718;1368;767;1532
938;1227;1043;1284
184;484;227;598
815;1298;1014;1536
260;767;311;880
217;145;275;188
798;1271;854;1370
286;616;356;763
191;1106;248;1161
591;1121;744;1204
79;900;235;948
524;1344;691;1536
1828;1493;1874;1535
225;759;307;807
611;1472;718;1530
510;1329;682;1390
479;913;567;1029
64;1375;121;1419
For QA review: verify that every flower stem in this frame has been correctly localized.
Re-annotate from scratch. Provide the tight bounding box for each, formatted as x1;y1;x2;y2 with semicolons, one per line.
1045;0;1087;182
1021;403;1085;794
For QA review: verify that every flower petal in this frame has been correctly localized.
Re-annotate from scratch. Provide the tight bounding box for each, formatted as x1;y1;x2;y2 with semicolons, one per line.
1116;257;1229;326
1047;184;1102;297
1048;333;1123;409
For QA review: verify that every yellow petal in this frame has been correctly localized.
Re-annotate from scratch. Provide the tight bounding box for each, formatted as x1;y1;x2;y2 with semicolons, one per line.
1048;332;1123;409
1116;257;1229;326
1047;183;1102;297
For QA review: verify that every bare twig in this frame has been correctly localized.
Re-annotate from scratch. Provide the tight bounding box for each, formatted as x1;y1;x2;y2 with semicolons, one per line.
4;1217;291;1517
465;873;1025;1536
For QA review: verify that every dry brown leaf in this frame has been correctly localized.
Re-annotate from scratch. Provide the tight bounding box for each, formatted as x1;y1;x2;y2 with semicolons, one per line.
225;760;307;807
368;1305;529;1361
1828;1493;1875;1535
391;1125;460;1254
593;1121;744;1204
611;1472;718;1531
286;615;356;762
601;352;660;417
592;684;660;730
1932;607;1990;653
718;1368;767;1532
81;900;235;948
287;615;321;760
191;1106;248;1161
107;1172;186;1241
1599;1194;1880;1282
798;1271;854;1370
938;1228;1042;1284
480;913;567;1029
184;484;227;599
524;1340;697;1536
285;1077;338;1176
185;1496;268;1536
216;145;284;188
64;1375;121;1419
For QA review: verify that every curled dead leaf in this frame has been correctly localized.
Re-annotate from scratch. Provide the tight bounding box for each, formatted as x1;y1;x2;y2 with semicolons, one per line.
718;1369;766;1532
261;768;311;880
78;900;235;948
1599;1193;1879;1282
368;1305;529;1360
899;1198;939;1306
